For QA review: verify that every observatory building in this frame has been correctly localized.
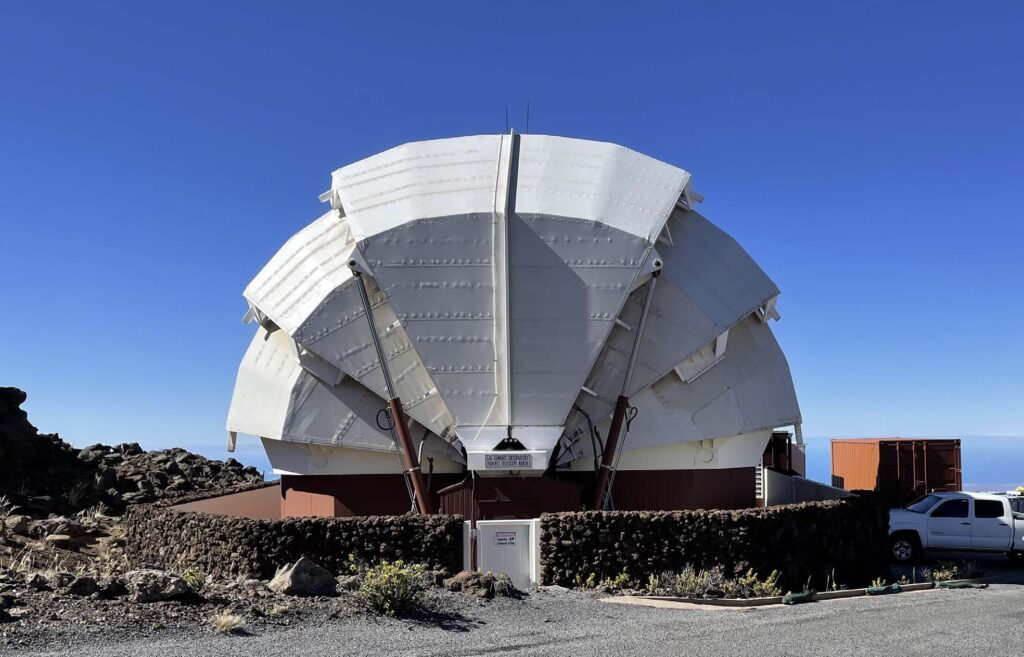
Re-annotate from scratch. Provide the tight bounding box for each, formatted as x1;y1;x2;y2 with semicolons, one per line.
227;134;802;519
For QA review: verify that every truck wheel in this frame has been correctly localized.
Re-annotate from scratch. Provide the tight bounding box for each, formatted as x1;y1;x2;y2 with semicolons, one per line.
890;534;919;564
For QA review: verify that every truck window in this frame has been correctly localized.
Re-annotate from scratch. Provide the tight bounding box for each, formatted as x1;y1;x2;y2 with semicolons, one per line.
931;499;969;518
906;494;941;513
975;500;1005;518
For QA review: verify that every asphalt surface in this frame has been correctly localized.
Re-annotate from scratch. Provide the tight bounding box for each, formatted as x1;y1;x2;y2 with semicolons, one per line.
9;575;1024;657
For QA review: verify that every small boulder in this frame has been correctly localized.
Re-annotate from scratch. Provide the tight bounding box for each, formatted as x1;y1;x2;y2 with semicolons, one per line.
444;570;496;598
336;574;360;592
444;570;518;599
27;573;48;590
98;576;128;598
4;515;30;536
43;534;77;551
67;576;98;596
268;557;336;597
124;569;189;603
493;573;518;598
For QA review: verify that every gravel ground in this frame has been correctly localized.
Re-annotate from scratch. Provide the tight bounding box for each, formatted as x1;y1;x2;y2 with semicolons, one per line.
8;580;1024;657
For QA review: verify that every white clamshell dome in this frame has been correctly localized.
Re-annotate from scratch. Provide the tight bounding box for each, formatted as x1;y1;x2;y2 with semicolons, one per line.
227;134;800;477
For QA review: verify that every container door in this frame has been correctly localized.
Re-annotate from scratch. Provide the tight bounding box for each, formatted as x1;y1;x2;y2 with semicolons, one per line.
927;497;972;549
971;499;1012;550
474;519;540;589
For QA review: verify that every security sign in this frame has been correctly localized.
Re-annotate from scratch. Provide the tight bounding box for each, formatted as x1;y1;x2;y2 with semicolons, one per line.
495;531;517;546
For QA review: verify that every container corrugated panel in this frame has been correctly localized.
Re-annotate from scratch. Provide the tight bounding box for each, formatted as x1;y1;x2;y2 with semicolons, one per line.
830;439;882;491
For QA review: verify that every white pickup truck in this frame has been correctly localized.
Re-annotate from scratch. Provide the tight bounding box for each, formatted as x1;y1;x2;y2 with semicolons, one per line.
889;491;1024;564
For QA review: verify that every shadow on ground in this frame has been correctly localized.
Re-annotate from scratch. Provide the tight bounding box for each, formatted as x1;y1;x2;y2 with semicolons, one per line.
403;606;481;632
891;551;1024;585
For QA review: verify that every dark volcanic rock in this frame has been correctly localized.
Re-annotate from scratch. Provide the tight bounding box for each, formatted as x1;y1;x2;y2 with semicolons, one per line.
0;387;265;518
0;388;99;516
66;576;98;596
123;569;189;603
442;570;518;599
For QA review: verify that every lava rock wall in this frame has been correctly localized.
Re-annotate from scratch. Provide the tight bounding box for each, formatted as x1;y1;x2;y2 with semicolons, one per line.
540;495;889;589
124;506;464;579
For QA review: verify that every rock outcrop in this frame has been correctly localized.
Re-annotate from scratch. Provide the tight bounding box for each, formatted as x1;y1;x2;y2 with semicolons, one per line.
0;387;264;517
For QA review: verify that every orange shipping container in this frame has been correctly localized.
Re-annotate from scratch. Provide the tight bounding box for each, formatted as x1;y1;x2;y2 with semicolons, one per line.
831;438;962;508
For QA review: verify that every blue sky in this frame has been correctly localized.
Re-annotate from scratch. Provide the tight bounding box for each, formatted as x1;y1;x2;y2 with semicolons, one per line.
1;2;1022;483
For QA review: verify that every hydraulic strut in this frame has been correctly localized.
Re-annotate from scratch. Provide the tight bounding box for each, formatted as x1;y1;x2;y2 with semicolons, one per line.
351;263;434;515
591;270;660;511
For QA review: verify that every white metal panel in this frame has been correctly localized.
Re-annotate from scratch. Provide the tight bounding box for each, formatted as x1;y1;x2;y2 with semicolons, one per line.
358;215;497;428
568;430;771;471
229;328;462;463
226;327;300;440
244;210;356;335
659;208;779;332
515;134;690;242
293;275;455;438
475;519;540;589
261;438;462;476
507;214;650;428
560;207;784;456
558;316;800;465
329;135;503;242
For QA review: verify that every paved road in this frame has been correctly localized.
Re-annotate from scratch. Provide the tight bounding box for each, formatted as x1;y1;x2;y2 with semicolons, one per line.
12;579;1024;657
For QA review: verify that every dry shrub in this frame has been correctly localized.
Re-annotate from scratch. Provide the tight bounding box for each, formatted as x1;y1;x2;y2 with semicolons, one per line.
210;612;245;635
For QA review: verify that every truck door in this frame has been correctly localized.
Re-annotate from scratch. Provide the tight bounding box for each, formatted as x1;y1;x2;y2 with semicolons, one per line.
971;499;1012;550
927;497;972;549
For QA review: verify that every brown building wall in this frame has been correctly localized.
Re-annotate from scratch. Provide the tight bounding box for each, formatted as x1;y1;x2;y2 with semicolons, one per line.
604;468;756;511
280;473;463;518
281;467;756;518
438;476;583;520
171;483;282;520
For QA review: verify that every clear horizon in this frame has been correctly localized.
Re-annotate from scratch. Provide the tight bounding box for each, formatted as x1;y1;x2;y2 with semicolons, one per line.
2;3;1022;486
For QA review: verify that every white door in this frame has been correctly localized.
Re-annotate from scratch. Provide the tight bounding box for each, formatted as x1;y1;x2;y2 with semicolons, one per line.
927;497;972;549
972;498;1012;550
474;519;540;589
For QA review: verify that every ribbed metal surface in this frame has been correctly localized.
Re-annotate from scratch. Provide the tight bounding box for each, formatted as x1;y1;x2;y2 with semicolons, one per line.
831;438;962;506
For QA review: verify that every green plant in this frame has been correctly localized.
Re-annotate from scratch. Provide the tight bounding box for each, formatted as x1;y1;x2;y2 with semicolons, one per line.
357;560;429;616
930;561;961;582
662;565;727;598
646;573;660;594
599;572;631;590
210;611;245;635
824;569;845;592
742;569;782;598
870;577;887;588
182;566;208;593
